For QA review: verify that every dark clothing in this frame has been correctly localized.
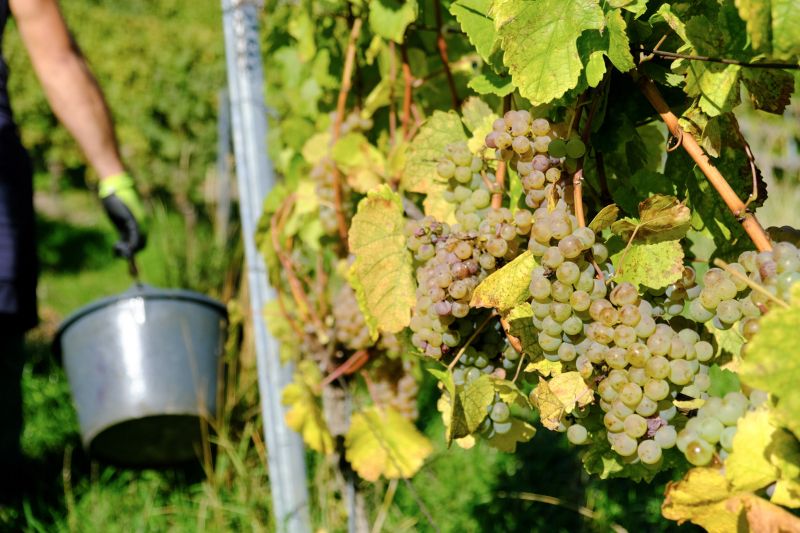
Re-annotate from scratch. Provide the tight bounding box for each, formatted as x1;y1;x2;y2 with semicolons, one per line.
0;0;39;330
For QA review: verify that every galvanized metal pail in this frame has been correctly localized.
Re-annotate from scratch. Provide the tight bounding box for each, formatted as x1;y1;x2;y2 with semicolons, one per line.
54;284;227;466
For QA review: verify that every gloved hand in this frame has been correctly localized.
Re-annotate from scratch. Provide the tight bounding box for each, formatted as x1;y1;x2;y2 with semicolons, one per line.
98;172;147;258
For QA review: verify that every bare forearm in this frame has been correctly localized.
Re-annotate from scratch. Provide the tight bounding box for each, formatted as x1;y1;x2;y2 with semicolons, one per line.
11;0;124;180
36;51;123;178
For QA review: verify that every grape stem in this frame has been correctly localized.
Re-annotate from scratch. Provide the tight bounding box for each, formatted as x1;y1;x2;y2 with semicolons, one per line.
640;47;800;70
330;17;363;249
318;349;370;391
270;195;327;335
401;44;414;140
491;162;507;209
713;258;790;309
635;74;773;252
433;0;459;109
496;492;627;533
447;313;496;372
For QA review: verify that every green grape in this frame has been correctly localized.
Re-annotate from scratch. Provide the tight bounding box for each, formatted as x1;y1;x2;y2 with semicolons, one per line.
645;355;670;379
562;315;584;336
611;400;634;418
685;440;714;466
556;262;581;285
654;425;678;449
698;417;724;444
490;402;511;423
565;138;586;158
637;439;663;465
624;414;648;438
620;382;643;407
669;359;694;385
636;396;659;417
609;432;638;457
694;341;714;362
644;378;670;401
558;342;577;362
494;420;513;435
548;138;567;158
567;423;589;445
719;426;737;452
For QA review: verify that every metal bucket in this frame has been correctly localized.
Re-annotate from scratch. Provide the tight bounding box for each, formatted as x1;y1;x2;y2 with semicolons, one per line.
54;284;228;466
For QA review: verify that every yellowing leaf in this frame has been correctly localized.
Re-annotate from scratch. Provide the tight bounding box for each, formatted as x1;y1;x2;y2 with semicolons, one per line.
460;375;495;435
349;186;416;335
402;111;467;194
467;113;498;158
423;183;458;224
345;406;433;482
740;290;800;440
301;132;331;165
588;204;619;233
460;97;495;133
737;493;800;533
331;133;385;193
281;361;334;454
506;303;542;359
611;240;685;290
662;467;744;532
769;429;800;508
611;194;692;244
530;372;592;430
727;409;780;492
470;251;537;313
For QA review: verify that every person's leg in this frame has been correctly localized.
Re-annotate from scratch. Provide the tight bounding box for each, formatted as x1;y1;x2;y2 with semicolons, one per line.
0;324;25;475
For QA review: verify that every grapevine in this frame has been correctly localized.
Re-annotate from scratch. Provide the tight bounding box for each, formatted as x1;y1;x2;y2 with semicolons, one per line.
260;1;800;530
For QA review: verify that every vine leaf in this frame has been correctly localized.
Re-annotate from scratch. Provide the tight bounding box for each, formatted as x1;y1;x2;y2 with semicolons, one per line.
281;361;335;455
735;0;800;60
470;251;537;313
468;70;515;97
740;284;800;440
726;409;780;492
460;375;496;436
610;240;685;290
588;204;619;233
684;62;741;117
493;0;604;105
332;133;385;193
706;365;741;397
368;0;418;44
662;467;800;532
402;110;467;194
348;185;416;335
610;194;692;244
344;406;433;481
449;0;501;67
741;68;795;115
506;304;544;360
530;372;593;430
460;97;495;133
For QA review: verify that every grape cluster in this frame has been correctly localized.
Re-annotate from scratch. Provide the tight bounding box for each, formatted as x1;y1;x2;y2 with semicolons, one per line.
437;142;493;231
643;267;700;318
333;283;372;351
676;390;767;466
370;359;419;420
477;393;514;438
451;331;507;386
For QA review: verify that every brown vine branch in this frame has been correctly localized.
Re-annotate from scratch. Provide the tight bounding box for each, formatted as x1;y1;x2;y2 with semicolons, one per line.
330;17;363;248
640;47;800;70
433;0;459;109
636;73;773;252
713;259;789;309
400;45;414;140
490;96;512;209
447;313;495;372
318;350;371;391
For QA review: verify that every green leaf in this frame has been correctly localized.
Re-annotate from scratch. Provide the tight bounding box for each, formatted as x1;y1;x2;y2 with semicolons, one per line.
368;0;418;44
331;133;386;193
741;68;795;115
585;51;606;87
460;97;495;133
604;7;636;72
264;300;300;363
735;0;800;59
588;204;619;233
740;286;800;439
402;111;467;193
348;186;416;334
345;406;433;481
282;361;335;454
450;0;501;66
470;251;537;313
610;194;692;243
495;0;604;105
468;70;515;96
707;365;741;397
611;240;685;290
685;62;741;117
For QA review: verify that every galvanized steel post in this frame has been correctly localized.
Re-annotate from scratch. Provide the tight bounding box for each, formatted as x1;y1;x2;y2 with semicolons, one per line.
221;2;311;531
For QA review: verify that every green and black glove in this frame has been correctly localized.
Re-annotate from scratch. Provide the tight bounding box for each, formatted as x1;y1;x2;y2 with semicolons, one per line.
98;172;147;258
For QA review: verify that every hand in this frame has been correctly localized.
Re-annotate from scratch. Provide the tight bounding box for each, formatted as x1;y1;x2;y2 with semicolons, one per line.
98;173;147;258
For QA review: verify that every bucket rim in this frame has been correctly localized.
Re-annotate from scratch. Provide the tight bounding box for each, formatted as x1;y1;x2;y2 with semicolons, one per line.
53;283;228;359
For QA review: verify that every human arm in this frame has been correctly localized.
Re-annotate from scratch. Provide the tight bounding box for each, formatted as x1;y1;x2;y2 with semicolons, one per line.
10;0;146;256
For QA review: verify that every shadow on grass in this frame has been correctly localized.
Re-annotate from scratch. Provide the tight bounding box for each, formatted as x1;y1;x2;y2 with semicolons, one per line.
36;215;115;273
